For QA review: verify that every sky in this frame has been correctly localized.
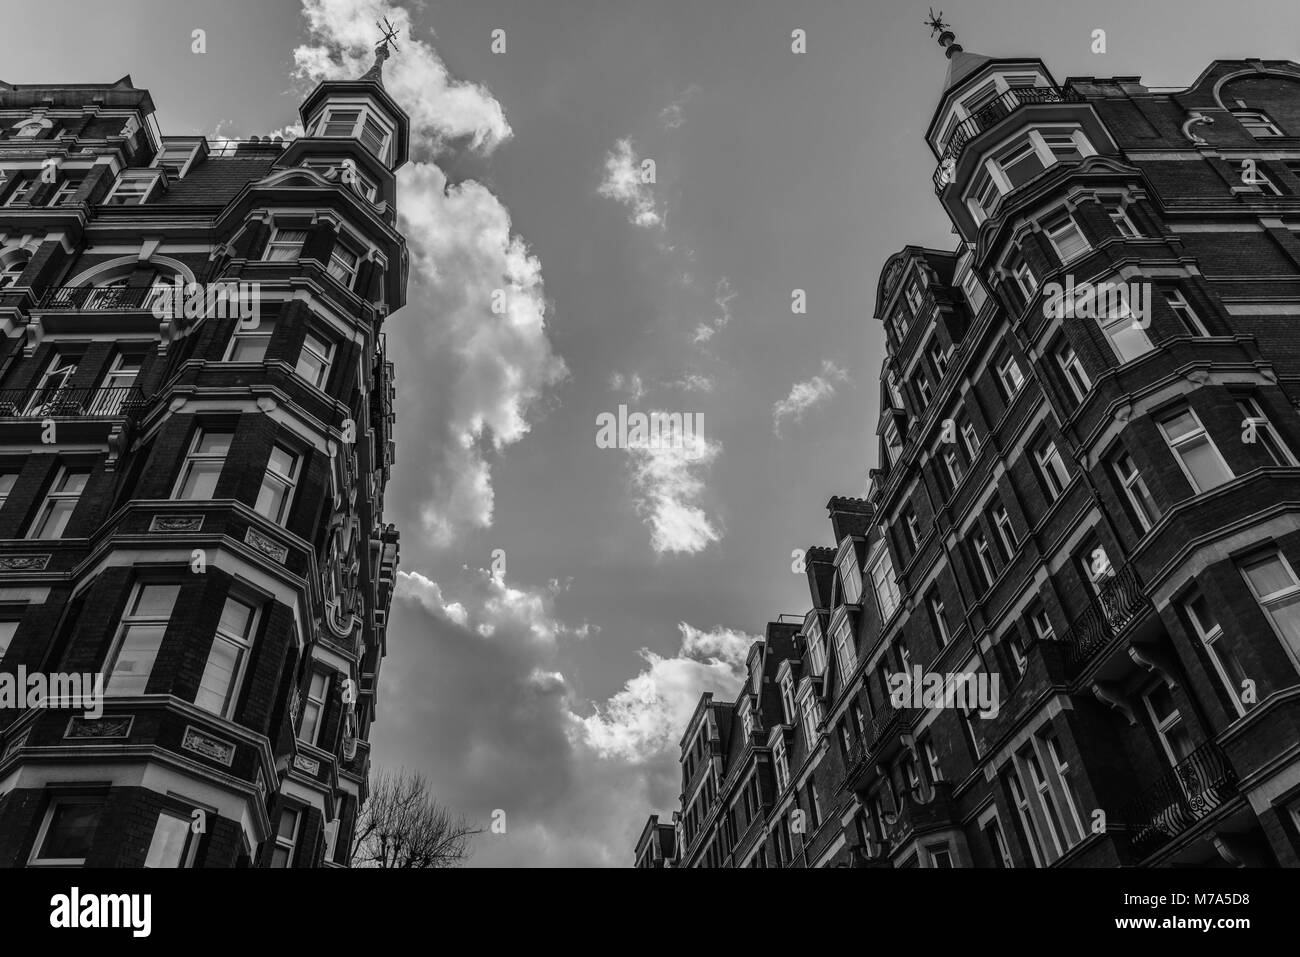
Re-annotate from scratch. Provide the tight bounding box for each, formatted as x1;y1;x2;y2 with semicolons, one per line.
6;0;1300;866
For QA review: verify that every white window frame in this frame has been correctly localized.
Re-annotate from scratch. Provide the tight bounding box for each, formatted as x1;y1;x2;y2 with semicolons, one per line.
263;226;308;263
105;582;179;697
27;465;88;540
997;354;1025;397
973;530;996;587
315;106;393;164
961;269;987;313
1185;592;1249;718
1036;440;1071;501
943;447;964;490
1043;211;1091;263
1163;289;1209;337
960;419;979;461
1235;110;1283;137
1102;199;1140;238
1113;450;1160;532
2;173;37;207
172;428;231;501
869;545;901;621
805;617;827;676
145;808;200;867
47;176;82;207
104;171;161;206
1240;551;1300;673
929;593;950;646
1055;339;1091;403
299;670;331;746
904;509;921;551
256;443;300;525
799;690;820;747
327;237;363;289
1237;396;1296;466
1007;767;1044;867
29;796;105;866
196;594;258;718
993;503;1016;559
296;329;335;389
1031;607;1055;641
1141;682;1195;768
837;546;863;606
780;674;796;726
1011;257;1038;300
224;316;275;363
1158;408;1233;494
832;614;857;677
270;806;301;867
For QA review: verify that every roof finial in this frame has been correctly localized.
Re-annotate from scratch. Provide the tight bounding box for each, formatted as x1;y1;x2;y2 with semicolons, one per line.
361;17;401;84
925;8;964;59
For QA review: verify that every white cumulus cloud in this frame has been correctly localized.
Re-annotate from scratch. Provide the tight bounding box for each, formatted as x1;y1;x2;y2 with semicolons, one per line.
772;360;850;437
598;138;662;229
626;429;723;554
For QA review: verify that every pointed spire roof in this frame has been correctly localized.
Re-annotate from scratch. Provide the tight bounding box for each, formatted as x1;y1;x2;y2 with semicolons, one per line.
359;39;391;87
925;10;993;92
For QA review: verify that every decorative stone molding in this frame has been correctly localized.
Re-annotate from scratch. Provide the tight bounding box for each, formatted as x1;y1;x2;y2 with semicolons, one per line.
245;526;288;564
66;716;133;739
181;726;236;766
0;555;50;571
293;754;321;776
149;515;203;533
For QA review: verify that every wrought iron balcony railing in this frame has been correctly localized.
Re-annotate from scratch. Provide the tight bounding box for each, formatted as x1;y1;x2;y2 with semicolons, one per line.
841;705;920;790
1123;742;1238;858
1055;561;1150;672
0;386;145;419
39;285;171;311
933;86;1084;193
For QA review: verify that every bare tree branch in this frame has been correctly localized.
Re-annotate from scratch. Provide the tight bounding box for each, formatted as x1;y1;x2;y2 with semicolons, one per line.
350;768;482;868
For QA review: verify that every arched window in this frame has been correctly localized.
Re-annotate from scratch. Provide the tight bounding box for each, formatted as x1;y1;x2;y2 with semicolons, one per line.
0;250;31;290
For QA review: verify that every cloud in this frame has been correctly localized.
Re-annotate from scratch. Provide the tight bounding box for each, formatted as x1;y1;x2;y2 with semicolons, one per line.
665;374;714;393
659;84;701;129
598;138;662;229
609;372;647;402
772;360;850;437
581;622;758;761
626;429;723;554
293;1;566;545
691;278;737;344
293;0;511;156
382;570;751;866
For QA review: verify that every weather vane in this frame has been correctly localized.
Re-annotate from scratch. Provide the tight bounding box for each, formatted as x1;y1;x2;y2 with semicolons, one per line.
925;8;949;37
375;16;401;53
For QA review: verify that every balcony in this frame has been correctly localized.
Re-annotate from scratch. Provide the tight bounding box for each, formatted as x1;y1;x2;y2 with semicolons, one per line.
1053;561;1150;674
39;285;169;311
933;86;1084;193
840;705;921;792
881;780;958;852
1123;742;1239;859
0;386;144;419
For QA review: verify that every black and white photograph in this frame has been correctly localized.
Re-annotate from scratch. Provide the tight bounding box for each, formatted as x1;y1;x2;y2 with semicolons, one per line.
0;0;1298;938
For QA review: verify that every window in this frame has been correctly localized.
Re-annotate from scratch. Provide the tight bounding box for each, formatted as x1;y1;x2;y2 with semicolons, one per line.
780;674;796;725
956;419;978;462
800;692;820;747
226;316;275;362
1240;552;1300;667
1102;199;1140;238
805;617;827;676
1010;257;1038;300
270;807;301;867
0;618;16;660
154;144;198;178
1234;110;1283;137
1242;162;1283;196
327;239;362;289
1042;131;1085;163
174;428;231;500
104;172;159;205
1142;682;1195;767
996;139;1046;189
358;116;391;161
317;108;391;162
30;796;105;866
973;530;996;588
961;269;987;313
256;444;300;524
3;174;37;206
905;281;924;315
927;844;954;868
145;809;198;867
837;547;863;606
742;703;755;739
296;329;334;389
320;108;362;137
984;816;1014;868
773;738;790;793
28;466;89;540
1035;439;1071;501
996;354;1025;398
886;370;904;409
970;170;1002;222
942;448;964;490
1044;734;1085;841
1185;591;1251;716
1159;408;1232;493
106;583;179;696
47;177;83;207
870;547;901;621
196;595;257;718
0;253;29;289
1163;289;1209;337
832;615;857;677
912;371;932;406
1055;339;1091;404
1031;607;1055;641
1097;288;1152;363
993;504;1016;560
1238;397;1295;466
1113;450;1160;532
263;227;308;263
923;737;943;783
1044;211;1090;263
299;671;331;745
0;471;16;508
24;351;77;416
903;507;921;552
1079;540;1115;598
889;306;909;343
928;340;949;379
928;592;950;647
1024;748;1068;854
1006;768;1043;867
1006;630;1028;678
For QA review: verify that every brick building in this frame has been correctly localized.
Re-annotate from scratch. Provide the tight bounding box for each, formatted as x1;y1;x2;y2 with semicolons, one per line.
637;35;1300;868
0;41;405;866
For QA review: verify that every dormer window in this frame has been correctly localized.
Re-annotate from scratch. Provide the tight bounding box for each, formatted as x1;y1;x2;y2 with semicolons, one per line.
805;617;827;676
837;545;863;606
800;688;821;746
153;141;200;179
104;170;162;206
869;543;901;621
314;106;393;164
780;674;796;725
884;419;902;467
741;703;754;739
1234;110;1283;138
